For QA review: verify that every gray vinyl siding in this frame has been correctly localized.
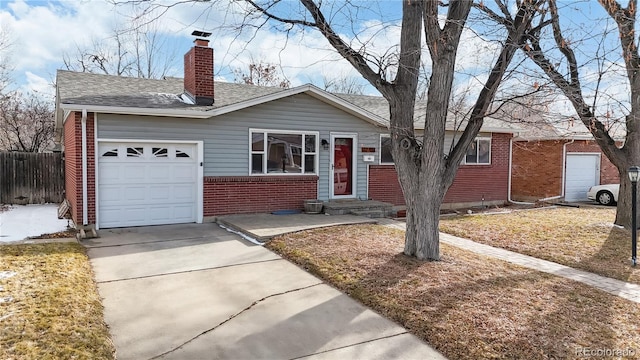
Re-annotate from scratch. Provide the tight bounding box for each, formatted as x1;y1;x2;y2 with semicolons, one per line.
97;93;384;201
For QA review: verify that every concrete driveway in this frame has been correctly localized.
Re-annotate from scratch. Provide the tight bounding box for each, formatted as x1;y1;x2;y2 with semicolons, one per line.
86;223;445;360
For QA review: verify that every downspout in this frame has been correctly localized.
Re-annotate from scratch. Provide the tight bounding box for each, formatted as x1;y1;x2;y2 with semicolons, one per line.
81;109;88;226
508;137;535;205
538;138;574;202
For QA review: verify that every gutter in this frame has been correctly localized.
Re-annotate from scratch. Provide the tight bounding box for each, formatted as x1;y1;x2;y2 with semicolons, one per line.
62;104;213;119
81;109;88;226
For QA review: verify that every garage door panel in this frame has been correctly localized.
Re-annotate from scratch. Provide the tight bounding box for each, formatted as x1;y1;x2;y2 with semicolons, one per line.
148;185;171;200
172;205;196;221
122;186;148;201
100;186;124;203
99;164;121;182
98;142;199;228
122;166;147;181
174;186;196;201
148;206;173;221
99;209;122;227
147;166;171;180
173;165;198;181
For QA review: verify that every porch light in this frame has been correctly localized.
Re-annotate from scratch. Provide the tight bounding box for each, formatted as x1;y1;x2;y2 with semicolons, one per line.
321;139;329;150
629;166;640;183
628;166;640;266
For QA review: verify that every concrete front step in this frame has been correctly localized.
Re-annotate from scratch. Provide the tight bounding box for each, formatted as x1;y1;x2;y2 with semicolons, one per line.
349;209;387;218
323;200;393;217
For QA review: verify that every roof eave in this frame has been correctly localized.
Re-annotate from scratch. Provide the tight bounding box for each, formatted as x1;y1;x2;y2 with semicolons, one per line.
59;103;214;119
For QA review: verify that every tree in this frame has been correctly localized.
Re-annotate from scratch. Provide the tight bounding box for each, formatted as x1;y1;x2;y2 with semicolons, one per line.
233;61;291;88
63;23;178;79
0;24;13;93
494;0;639;228
322;75;366;95
0;92;55;152
124;0;543;260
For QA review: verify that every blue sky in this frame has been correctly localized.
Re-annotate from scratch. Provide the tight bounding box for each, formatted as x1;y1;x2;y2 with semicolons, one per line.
0;0;403;98
0;0;630;119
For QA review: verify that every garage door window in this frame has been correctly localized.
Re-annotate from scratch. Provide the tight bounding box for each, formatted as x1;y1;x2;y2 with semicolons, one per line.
153;147;168;157
176;149;191;158
102;149;118;157
101;145;193;160
127;147;144;157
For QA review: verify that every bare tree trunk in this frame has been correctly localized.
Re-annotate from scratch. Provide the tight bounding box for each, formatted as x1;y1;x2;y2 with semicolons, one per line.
404;183;443;259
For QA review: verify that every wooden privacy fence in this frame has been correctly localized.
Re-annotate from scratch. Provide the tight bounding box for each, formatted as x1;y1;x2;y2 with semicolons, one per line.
0;152;64;204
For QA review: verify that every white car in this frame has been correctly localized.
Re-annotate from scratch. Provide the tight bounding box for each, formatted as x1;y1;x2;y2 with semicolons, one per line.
587;184;620;205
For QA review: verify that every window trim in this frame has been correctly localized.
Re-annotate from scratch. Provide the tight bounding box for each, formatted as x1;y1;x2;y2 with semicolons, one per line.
463;137;492;165
379;134;394;165
249;128;319;175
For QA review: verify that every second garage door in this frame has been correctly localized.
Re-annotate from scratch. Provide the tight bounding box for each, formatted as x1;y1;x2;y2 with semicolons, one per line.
97;142;199;228
565;153;600;202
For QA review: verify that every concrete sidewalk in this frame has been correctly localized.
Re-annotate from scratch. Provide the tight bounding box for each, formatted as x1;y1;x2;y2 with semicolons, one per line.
217;213;376;241
87;223;445;360
380;219;640;304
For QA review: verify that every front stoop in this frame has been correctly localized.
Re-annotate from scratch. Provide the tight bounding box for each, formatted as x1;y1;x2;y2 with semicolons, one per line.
323;200;393;218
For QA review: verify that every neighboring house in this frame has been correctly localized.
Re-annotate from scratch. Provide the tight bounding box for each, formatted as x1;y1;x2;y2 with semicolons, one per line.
511;116;622;202
55;38;520;230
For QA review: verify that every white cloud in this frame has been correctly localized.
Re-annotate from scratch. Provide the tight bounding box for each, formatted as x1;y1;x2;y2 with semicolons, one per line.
23;71;54;98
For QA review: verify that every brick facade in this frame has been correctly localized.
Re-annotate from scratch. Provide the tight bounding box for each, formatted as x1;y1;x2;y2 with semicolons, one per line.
63;112;80;225
368;133;512;207
203;175;318;216
511;139;619;201
63;111;96;226
184;39;214;105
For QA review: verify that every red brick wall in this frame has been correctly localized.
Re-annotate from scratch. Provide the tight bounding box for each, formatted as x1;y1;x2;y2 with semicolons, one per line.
444;133;511;203
63;111;96;226
368;165;405;205
368;133;512;206
511;140;563;199
204;176;318;216
512;139;620;200
184;41;214;103
64;112;80;225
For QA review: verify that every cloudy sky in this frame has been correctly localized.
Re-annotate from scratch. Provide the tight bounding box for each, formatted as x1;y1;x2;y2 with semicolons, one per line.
0;0;630;122
1;0;402;97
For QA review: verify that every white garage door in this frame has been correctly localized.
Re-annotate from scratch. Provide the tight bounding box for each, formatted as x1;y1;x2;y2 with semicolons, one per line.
565;154;600;202
98;142;198;228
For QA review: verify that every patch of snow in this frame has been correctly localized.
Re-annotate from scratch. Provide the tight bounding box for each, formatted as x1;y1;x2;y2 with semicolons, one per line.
218;224;263;246
0;296;13;304
0;271;16;280
0;204;70;243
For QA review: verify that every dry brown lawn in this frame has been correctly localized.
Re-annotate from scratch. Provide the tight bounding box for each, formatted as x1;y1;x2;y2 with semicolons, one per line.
439;207;640;285
267;224;640;359
0;242;115;360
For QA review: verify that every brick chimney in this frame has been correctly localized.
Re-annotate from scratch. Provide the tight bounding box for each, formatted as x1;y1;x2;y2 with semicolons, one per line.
184;38;214;105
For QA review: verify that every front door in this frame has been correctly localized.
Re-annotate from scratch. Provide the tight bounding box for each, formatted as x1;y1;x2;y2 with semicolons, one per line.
330;134;357;199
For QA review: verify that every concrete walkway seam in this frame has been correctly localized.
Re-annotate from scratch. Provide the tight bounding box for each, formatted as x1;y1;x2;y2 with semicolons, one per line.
96;258;285;284
290;332;410;360
148;282;324;360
